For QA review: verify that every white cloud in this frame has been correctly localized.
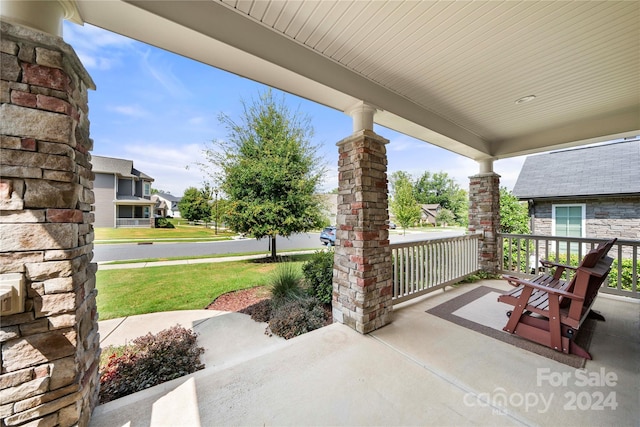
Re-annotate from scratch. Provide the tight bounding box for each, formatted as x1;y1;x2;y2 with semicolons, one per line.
64;23;133;71
139;50;190;98
120;143;210;196
386;134;431;152
108;105;150;118
75;52;115;71
320;165;338;193
495;156;527;191
65;23;133;50
438;156;478;188
188;116;205;125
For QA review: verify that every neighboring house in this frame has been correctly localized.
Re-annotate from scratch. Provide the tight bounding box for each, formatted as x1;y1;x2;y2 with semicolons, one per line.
420;204;441;226
512;140;640;254
92;155;155;228
152;192;182;218
318;193;338;226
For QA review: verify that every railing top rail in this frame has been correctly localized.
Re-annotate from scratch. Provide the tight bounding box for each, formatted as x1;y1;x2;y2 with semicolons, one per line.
389;233;481;250
498;233;640;247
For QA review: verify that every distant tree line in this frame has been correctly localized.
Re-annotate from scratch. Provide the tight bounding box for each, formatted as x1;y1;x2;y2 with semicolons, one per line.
389;170;468;230
389;171;528;234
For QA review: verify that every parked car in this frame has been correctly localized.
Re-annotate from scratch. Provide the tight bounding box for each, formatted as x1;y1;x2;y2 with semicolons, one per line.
320;226;336;245
386;220;397;229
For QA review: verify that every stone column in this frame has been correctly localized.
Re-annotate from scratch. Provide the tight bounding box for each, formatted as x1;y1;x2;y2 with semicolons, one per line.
1;19;98;427
333;102;393;333
468;159;501;273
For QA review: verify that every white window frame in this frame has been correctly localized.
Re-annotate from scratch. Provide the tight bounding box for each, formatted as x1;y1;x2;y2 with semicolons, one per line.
143;206;150;218
143;182;151;197
551;204;586;237
552;203;586;256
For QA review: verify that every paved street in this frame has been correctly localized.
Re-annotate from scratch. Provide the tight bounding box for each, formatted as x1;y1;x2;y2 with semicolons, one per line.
93;229;466;263
93;233;321;263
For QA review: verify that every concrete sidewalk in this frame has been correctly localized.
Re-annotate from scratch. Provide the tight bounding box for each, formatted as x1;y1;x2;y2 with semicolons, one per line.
97;250;318;270
98;310;288;369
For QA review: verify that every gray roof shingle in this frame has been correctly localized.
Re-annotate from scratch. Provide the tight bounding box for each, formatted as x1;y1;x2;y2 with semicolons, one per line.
156;191;181;202
92;155;154;182
512;140;640;199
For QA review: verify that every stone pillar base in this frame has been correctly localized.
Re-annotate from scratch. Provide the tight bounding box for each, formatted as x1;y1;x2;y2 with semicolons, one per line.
468;172;501;273
333;130;393;334
1;20;98;427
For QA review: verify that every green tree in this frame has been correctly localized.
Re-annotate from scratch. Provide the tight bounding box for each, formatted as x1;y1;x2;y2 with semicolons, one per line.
390;172;422;234
203;90;325;258
178;187;213;222
500;187;531;271
414;171;468;226
436;208;455;227
499;187;530;233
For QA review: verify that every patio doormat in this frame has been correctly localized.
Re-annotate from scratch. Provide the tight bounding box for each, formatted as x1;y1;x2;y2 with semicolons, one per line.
426;286;597;368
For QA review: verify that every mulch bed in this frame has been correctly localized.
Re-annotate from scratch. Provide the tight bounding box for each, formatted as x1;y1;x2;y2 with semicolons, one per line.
206;286;333;325
205;287;271;312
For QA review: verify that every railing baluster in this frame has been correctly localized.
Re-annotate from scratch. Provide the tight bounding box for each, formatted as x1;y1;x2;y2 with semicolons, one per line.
497;233;639;299
389;233;482;304
632;245;638;293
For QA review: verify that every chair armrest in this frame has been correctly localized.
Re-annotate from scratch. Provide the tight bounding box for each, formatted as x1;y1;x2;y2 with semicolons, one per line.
502;274;527;287
503;275;585;302
539;259;577;270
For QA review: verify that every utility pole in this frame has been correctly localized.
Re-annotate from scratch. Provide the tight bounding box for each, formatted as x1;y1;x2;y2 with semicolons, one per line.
214;189;219;235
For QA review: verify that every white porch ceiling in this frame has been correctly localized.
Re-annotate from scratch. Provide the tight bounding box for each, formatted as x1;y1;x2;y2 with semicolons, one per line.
73;0;639;161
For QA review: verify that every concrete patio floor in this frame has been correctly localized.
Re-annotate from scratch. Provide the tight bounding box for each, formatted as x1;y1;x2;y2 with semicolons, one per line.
90;280;639;426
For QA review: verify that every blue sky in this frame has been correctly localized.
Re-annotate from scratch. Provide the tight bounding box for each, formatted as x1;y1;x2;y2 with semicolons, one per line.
63;22;526;196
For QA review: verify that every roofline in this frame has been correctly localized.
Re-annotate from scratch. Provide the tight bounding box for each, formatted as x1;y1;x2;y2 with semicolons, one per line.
94;170;154;181
516;193;640;201
114;199;156;205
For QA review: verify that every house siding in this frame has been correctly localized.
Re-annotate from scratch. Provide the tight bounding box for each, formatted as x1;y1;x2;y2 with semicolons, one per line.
532;197;640;258
532;197;640;240
94;173;115;227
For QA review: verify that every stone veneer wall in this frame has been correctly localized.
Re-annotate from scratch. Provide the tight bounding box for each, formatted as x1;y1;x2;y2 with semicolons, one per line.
333;130;393;334
468;172;501;273
0;20;99;426
531;197;640;258
531;197;640;239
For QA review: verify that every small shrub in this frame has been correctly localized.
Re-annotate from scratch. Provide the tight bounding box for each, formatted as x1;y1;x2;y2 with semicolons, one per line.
155;217;175;228
99;325;204;404
269;262;304;308
240;299;272;323
608;258;637;291
268;297;328;339
301;250;334;304
461;270;501;283
536;253;636;291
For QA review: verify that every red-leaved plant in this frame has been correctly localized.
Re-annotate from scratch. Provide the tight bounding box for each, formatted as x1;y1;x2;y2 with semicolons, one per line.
99;325;204;404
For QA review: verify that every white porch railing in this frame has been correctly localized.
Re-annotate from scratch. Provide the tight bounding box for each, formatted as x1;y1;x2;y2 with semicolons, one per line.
498;233;639;299
390;233;481;304
116;218;153;228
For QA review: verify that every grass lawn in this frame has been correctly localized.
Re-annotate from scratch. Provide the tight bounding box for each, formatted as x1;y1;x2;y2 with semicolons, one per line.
95;222;234;242
96;256;310;320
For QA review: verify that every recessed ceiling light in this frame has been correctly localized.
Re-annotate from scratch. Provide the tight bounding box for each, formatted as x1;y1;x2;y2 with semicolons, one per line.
515;95;536;104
